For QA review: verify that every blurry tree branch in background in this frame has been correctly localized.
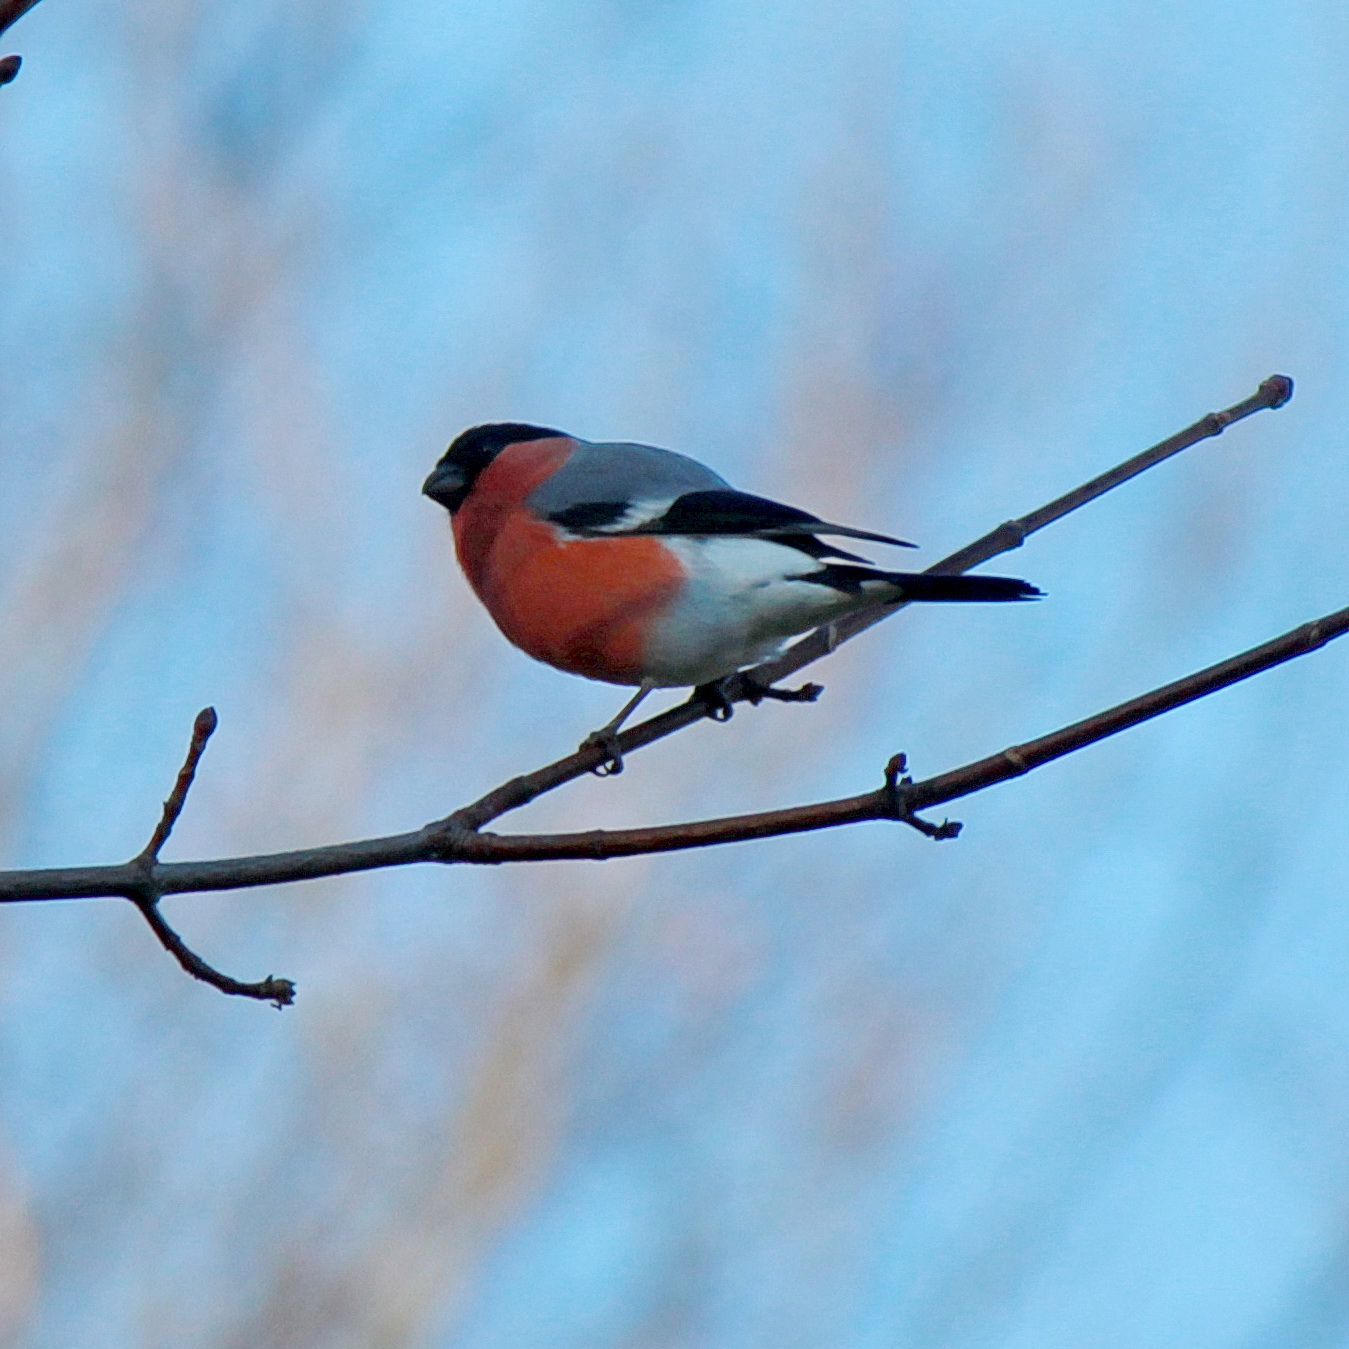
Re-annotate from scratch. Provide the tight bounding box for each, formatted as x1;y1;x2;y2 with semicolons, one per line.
0;0;44;85
0;377;1323;1008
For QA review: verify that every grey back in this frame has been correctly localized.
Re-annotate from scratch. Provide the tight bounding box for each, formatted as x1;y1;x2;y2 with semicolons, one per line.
526;439;730;516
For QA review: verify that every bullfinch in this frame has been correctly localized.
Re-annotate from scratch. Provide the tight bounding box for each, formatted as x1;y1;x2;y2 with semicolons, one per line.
423;423;1040;770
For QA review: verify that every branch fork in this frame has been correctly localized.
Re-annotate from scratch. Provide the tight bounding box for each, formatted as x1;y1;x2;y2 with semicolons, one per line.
122;708;295;1006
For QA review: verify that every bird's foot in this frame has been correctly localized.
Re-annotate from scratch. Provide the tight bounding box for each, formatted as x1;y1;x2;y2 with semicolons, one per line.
690;680;736;721
740;676;824;707
580;682;655;776
580;727;626;776
689;675;824;722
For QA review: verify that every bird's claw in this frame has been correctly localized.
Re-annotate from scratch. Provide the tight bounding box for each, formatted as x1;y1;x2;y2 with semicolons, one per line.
690;676;824;722
741;677;823;706
691;681;736;721
581;728;626;776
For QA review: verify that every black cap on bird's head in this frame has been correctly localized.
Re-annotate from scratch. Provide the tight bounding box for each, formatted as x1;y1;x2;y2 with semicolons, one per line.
422;422;564;513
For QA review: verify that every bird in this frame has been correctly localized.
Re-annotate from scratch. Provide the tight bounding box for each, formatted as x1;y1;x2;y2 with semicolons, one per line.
423;423;1041;772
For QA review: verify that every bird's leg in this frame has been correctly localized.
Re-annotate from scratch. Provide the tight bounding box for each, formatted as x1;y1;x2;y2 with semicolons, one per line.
580;681;654;776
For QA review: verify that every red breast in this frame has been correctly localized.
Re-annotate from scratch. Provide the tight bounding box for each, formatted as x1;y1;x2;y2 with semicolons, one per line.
452;437;687;684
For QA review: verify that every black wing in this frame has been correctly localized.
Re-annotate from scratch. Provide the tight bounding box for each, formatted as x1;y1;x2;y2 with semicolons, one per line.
627;489;917;550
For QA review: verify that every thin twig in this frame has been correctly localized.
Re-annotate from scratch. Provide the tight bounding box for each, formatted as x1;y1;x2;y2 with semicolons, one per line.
124;707;295;1006
0;0;45;86
131;897;295;1008
0;0;43;37
139;707;218;863
424;599;1349;863
749;373;1295;689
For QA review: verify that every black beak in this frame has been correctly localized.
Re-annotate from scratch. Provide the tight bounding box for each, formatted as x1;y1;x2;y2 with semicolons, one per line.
422;461;467;511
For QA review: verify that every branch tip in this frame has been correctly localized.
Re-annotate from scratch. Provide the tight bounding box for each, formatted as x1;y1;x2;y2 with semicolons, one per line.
128;888;296;1005
1259;374;1294;409
1212;374;1296;432
0;54;19;84
261;978;297;1009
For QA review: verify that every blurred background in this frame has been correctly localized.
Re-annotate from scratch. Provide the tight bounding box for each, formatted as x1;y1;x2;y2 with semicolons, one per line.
1;0;1347;1343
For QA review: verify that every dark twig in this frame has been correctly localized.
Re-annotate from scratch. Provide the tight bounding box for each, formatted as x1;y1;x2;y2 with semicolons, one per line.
0;0;45;85
124;708;295;1007
749;374;1295;690
0;0;43;37
139;707;218;864
129;895;295;1008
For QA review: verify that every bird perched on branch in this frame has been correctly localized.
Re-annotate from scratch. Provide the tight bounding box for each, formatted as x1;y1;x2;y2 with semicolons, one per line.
424;424;1040;771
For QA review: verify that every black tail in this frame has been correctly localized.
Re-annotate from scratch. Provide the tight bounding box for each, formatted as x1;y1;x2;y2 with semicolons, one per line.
804;565;1042;601
888;572;1042;602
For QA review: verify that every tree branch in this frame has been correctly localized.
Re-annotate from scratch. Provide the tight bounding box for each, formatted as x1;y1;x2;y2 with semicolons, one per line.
0;593;1342;895
746;372;1294;692
0;376;1303;1003
0;0;45;85
437;600;1349;862
0;0;44;36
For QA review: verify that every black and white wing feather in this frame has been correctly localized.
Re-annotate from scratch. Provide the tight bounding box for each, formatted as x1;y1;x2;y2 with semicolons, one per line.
529;438;919;564
626;489;916;549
